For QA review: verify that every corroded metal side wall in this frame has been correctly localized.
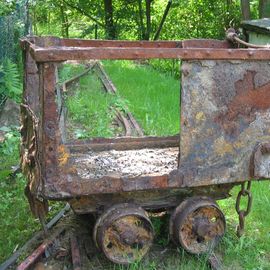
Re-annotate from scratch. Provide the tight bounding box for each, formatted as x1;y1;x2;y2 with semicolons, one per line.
179;60;270;186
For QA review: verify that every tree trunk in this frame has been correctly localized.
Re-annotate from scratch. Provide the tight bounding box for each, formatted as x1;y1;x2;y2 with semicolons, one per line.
104;0;116;39
60;3;68;37
145;0;151;40
58;1;70;38
241;0;251;20
153;0;172;40
33;5;38;35
259;0;270;18
24;0;32;35
137;0;146;39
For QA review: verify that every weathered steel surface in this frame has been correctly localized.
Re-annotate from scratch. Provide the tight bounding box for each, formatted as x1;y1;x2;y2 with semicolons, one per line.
23;37;229;49
66;135;179;153
30;46;270;62
69;184;234;214
169;197;225;254
20;36;270;214
93;204;154;264
179;60;270;186
252;143;270;178
40;62;62;194
22;43;40;114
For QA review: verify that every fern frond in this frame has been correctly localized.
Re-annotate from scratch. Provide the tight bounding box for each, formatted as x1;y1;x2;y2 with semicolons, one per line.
0;59;22;102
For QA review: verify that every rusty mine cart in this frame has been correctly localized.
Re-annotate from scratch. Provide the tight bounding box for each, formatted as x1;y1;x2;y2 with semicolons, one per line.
20;30;270;264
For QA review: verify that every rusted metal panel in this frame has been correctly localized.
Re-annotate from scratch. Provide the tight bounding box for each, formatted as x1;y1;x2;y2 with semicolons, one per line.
29;46;270;62
40;63;62;192
252;143;270;178
20;36;270;215
61;38;184;48
66;135;179;152
69;184;234;214
179;60;270;186
22;45;40;114
24;37;229;49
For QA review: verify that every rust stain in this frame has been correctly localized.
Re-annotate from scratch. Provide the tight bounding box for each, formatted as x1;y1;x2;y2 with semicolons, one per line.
216;70;270;135
58;144;70;166
214;137;234;156
196;111;206;121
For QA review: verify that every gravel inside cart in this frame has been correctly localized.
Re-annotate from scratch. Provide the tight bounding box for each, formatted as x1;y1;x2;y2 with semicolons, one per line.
73;147;178;179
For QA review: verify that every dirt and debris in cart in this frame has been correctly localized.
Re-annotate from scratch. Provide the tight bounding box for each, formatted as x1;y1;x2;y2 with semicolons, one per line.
72;147;178;179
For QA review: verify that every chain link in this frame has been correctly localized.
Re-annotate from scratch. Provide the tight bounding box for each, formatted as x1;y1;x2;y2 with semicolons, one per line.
235;181;253;237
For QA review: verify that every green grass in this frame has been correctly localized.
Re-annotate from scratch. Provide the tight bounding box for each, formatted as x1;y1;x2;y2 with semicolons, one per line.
0;127;64;263
103;60;180;136
65;71;124;139
218;182;270;269
58;63;86;84
60;61;180;138
0;127;38;262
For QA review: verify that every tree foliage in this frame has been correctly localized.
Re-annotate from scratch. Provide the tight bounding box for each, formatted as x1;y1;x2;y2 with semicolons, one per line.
30;0;244;40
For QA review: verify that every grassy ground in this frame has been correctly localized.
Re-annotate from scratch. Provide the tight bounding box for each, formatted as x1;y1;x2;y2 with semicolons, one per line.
0;127;36;262
61;61;180;138
103;60;180;136
0;127;63;262
65;70;120;138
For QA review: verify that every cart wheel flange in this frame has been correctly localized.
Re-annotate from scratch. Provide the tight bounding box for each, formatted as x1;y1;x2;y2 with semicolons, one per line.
93;203;154;264
170;197;226;254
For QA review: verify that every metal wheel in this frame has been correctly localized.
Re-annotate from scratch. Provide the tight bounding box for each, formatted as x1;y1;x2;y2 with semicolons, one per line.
93;203;154;264
170;197;226;254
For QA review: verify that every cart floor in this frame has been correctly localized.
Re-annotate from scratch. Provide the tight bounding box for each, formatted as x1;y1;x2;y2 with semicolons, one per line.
73;147;178;179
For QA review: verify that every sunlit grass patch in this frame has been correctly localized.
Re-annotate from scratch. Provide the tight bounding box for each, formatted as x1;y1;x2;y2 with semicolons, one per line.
103;60;180;136
65;72;119;138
